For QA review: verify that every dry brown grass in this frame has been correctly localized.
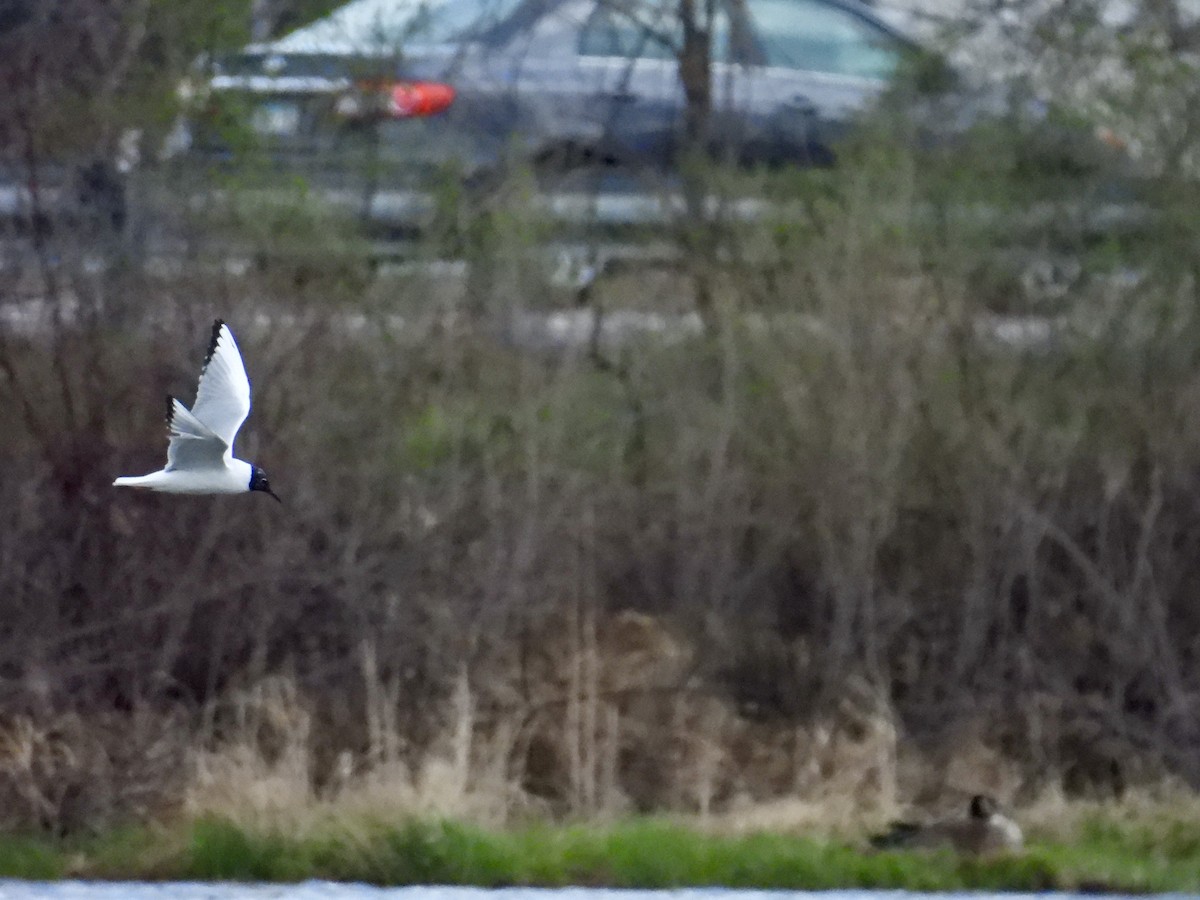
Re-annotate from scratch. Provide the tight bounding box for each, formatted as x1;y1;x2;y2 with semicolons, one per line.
0;709;186;834
184;668;527;834
1018;780;1200;841
179;611;1176;841
177;656;1200;845
0;599;1183;843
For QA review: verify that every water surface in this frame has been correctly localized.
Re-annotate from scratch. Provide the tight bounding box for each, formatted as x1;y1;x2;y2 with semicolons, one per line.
0;885;1179;900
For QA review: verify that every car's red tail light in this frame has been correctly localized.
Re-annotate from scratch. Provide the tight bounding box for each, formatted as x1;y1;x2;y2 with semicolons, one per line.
389;81;455;117
336;80;456;121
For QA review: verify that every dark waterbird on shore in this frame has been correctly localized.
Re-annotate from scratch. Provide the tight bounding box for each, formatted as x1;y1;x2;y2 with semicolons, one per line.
870;794;1024;855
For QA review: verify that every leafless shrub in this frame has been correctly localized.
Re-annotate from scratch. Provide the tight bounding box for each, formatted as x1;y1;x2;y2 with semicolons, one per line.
3;0;1200;836
0;708;187;834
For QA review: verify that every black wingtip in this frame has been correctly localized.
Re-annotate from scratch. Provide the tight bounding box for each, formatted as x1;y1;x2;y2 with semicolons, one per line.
165;394;175;427
204;319;226;367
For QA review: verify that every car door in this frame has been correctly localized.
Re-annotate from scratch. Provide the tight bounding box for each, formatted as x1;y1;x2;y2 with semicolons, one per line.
451;0;679;175
472;0;747;176
570;0;687;168
733;0;907;166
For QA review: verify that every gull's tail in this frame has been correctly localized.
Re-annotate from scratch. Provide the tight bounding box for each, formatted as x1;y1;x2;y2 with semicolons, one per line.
113;475;152;488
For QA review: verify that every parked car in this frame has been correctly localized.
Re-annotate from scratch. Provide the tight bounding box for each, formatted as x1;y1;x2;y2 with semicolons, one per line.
182;0;932;186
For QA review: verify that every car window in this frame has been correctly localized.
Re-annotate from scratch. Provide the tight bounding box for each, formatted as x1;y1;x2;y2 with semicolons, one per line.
578;1;730;63
408;0;527;42
745;0;899;78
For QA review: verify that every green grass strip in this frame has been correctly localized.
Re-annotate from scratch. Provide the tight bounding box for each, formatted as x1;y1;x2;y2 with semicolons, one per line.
0;817;1194;892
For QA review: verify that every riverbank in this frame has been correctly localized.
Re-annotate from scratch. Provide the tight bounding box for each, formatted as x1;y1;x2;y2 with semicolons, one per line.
0;804;1196;893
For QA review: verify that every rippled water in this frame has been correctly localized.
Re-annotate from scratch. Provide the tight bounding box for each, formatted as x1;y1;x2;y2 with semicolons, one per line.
0;885;1175;900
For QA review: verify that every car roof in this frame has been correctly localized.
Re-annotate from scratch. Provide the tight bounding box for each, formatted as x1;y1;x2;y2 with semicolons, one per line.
477;0;922;48
247;0;425;54
249;0;528;55
245;0;922;56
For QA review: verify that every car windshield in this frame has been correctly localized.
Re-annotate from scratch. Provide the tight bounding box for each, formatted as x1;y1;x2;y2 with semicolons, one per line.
263;0;525;54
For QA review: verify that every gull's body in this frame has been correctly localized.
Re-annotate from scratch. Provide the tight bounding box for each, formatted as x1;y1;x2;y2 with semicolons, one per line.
114;459;253;494
114;320;280;501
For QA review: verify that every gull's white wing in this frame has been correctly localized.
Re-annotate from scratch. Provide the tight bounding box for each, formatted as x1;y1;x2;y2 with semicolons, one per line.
164;396;227;471
190;320;252;453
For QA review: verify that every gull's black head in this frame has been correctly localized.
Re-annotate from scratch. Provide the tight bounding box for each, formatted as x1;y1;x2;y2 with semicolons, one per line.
249;466;282;503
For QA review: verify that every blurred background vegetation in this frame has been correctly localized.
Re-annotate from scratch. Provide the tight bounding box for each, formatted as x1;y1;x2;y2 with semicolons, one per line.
1;0;1200;842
